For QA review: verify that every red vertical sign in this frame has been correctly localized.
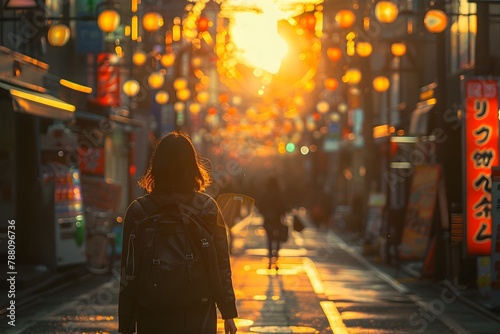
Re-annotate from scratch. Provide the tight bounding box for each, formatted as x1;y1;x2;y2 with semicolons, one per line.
97;53;120;106
464;79;499;255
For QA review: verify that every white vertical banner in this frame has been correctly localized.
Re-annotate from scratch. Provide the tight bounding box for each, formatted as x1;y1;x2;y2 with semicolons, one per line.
489;167;500;307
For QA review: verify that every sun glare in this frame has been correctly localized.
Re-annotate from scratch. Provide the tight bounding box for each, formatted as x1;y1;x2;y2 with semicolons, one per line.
216;0;323;100
229;5;288;74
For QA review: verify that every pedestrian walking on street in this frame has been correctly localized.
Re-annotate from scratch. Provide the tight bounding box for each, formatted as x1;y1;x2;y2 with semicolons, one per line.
259;176;288;270
118;131;238;334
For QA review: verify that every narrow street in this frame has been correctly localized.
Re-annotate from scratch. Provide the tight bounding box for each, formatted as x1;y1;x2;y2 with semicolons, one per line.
2;212;500;333
2;2;500;333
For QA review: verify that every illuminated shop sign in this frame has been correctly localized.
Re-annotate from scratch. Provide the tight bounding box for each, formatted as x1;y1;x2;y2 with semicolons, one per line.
463;78;500;255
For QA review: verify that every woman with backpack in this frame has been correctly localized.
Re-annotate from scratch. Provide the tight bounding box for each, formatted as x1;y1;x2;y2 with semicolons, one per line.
118;131;238;334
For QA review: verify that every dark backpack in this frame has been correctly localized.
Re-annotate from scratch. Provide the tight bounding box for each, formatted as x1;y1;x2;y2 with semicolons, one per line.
125;197;221;310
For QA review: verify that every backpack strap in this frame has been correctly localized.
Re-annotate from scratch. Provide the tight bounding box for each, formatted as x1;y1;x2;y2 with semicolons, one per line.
137;195;188;218
125;197;153;280
178;203;222;293
136;196;156;216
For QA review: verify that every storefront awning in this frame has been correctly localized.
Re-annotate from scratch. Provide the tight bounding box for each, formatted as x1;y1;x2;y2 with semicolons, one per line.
0;81;75;121
408;101;435;136
74;109;146;131
74;109;106;122
109;113;146;128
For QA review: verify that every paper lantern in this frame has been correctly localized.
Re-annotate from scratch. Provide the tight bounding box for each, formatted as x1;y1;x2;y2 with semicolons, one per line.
373;76;390;92
391;42;406;57
324;78;339;91
197;17;210;32
356;41;373;57
335;10;356;29
174;102;185;112
424;9;448;33
143;12;163;32
375;1;398;24
189;103;202;114
48;24;70;46
133;50;147;66
197;91;210;104
148;72;164;89
327;47;342;62
161;53;176;67
123;79;140;97
98;9;120;33
155;90;169;104
173;77;188;90
177;89;191;101
344;68;362;85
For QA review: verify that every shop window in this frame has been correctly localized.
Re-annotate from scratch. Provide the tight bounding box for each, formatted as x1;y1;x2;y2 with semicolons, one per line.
450;0;477;72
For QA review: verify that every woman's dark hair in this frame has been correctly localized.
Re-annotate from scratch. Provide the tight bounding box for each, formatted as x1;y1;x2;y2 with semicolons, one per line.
138;131;211;193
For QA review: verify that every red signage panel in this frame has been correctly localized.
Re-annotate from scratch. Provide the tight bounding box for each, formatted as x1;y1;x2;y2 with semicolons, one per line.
464;79;499;255
96;53;120;106
79;147;105;176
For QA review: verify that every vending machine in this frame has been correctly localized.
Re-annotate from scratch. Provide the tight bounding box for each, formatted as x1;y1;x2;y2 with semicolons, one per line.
41;125;86;267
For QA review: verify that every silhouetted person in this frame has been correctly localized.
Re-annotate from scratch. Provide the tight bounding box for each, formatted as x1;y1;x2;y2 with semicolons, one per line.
259;176;288;269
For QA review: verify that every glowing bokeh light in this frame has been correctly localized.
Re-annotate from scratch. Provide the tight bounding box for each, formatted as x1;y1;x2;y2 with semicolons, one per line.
161;53;176;67
424;9;448;33
48;24;70;46
155;90;169;105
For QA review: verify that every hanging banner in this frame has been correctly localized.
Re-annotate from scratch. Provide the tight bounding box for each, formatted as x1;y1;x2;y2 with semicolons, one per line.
463;78;499;256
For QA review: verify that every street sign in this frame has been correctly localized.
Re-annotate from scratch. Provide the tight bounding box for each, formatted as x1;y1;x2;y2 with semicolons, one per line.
76;21;103;54
323;122;341;152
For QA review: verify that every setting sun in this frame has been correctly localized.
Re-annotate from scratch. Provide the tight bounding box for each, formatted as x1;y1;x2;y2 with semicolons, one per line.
229;7;288;74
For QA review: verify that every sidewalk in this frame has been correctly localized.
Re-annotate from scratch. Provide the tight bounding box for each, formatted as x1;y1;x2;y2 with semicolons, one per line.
228;255;332;334
331;228;500;318
0;263;91;315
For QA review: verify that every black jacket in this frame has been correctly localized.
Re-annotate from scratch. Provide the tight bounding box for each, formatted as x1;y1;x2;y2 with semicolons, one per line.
118;191;238;333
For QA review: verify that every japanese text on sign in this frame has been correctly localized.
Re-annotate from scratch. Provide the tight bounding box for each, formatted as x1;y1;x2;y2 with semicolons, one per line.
464;79;499;255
